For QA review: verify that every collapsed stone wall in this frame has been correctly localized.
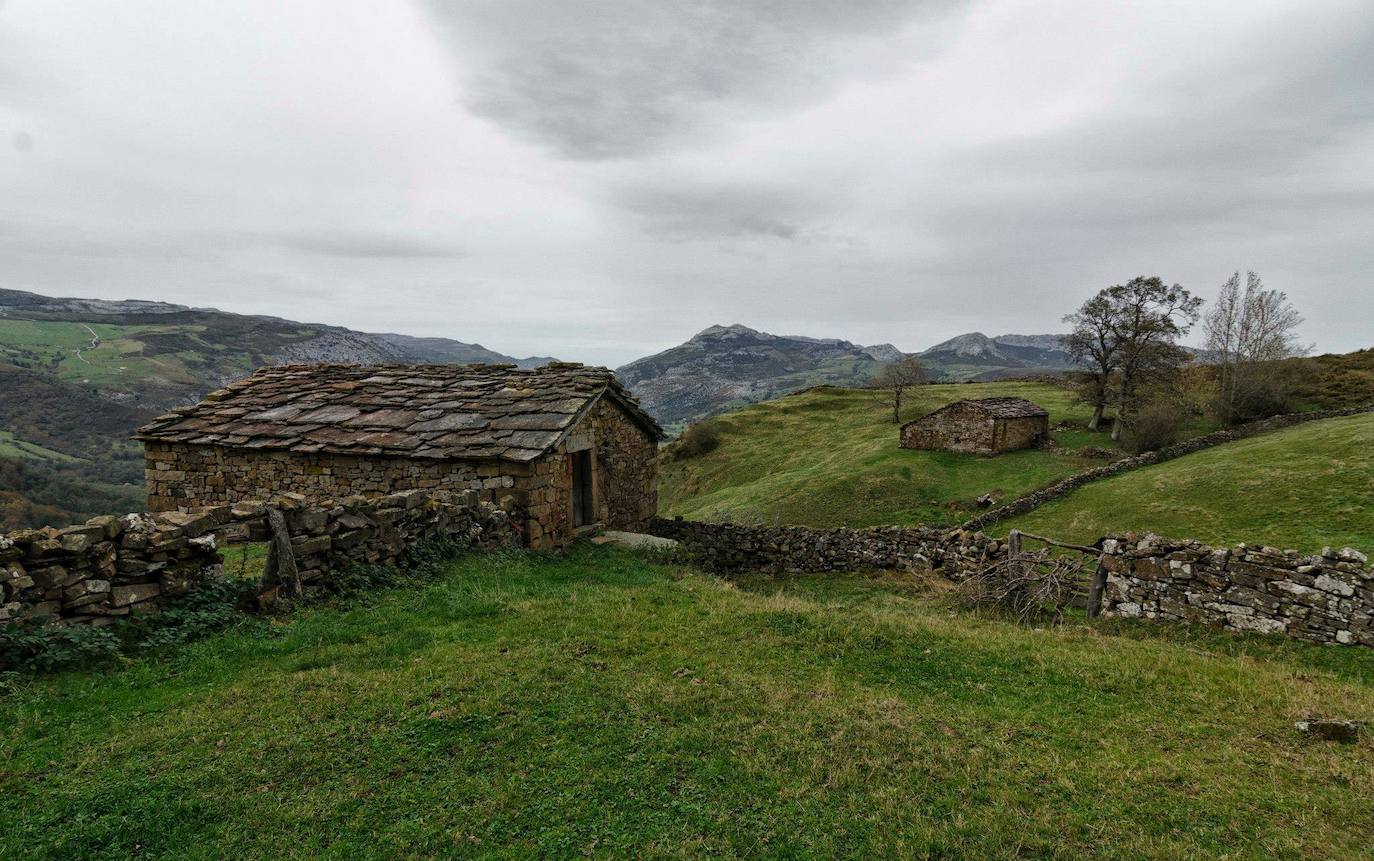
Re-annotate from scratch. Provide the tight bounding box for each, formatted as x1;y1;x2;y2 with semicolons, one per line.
649;517;1005;578
1100;534;1372;646
963;404;1374;531
0;490;518;627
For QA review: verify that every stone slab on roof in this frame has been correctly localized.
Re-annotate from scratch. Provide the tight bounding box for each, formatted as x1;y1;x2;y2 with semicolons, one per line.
902;396;1050;428
135;362;664;462
957;397;1050;418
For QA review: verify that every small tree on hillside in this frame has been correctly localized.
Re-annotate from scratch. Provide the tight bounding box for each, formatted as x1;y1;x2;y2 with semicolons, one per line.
1204;271;1308;424
1105;276;1202;441
871;356;928;423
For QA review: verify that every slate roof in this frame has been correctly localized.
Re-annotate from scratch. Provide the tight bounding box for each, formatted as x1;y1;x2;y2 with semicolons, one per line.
952;397;1049;418
135;363;664;462
904;396;1050;427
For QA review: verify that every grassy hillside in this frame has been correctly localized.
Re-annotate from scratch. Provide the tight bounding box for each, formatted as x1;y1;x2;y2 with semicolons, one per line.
5;547;1372;859
0;364;151;528
659;381;1124;528
1290;348;1374;409
1000;412;1374;552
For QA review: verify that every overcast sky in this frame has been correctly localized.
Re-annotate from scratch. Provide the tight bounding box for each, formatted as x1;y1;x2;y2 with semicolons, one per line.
2;1;1371;366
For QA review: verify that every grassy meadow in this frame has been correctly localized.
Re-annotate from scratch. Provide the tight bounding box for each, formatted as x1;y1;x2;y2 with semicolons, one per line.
1000;412;1374;553
0;318;241;388
659;381;1123;528
5;545;1373;859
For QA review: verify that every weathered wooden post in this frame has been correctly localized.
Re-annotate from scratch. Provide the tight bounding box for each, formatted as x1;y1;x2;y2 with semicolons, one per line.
1086;559;1108;619
259;508;302;600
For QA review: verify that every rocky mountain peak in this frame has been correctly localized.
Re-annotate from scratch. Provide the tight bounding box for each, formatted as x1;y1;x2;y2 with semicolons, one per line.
921;332;1001;358
692;323;767;341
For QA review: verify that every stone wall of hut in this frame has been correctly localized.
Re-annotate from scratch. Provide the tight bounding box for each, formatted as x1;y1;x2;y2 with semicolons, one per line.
900;405;1047;455
144;442;522;513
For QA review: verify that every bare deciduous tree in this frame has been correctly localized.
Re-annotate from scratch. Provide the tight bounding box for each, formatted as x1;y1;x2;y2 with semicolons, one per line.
1204;271;1308;424
871;356;927;423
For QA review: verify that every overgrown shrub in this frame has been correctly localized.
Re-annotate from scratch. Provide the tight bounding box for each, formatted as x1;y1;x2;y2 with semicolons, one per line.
1122;399;1189;454
668;423;721;461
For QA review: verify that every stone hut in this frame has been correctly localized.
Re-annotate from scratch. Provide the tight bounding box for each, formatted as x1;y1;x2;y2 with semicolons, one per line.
899;396;1049;455
135;363;664;548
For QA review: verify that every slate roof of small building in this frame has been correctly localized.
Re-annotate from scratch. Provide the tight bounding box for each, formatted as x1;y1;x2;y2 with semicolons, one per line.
135;363;664;463
961;396;1050;418
905;396;1050;427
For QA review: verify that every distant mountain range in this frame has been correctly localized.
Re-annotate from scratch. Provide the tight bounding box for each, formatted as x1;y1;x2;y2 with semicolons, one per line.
617;325;1077;428
0;287;553;527
917;331;1075;380
0;288;550;411
615;324;901;431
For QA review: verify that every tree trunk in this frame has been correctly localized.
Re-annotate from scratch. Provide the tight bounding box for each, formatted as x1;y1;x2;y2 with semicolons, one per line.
892;388;901;423
1088;403;1104;432
1110;415;1123;441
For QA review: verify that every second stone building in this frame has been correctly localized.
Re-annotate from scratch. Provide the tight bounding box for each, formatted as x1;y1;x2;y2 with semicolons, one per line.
899;396;1049;455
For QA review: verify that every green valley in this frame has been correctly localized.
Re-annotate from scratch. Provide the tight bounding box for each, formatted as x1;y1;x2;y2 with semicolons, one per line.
659;381;1124;528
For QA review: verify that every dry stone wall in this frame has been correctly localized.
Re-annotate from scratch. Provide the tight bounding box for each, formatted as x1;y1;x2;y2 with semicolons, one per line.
652;517;1374;647
649;517;1005;578
1;490;518;627
1100;534;1372;645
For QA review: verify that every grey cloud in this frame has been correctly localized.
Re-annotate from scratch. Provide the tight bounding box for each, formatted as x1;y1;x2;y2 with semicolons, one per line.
927;18;1374;247
423;0;953;160
270;231;468;260
1;1;1372;366
611;183;827;241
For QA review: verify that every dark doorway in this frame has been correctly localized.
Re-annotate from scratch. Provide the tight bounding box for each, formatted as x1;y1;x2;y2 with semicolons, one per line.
571;449;593;528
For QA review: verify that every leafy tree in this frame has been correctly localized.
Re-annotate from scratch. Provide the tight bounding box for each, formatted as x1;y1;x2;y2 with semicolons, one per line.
1065;276;1201;439
870;356;927;423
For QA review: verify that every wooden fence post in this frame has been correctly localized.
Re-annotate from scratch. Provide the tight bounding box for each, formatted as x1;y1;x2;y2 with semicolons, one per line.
260;509;302;600
1086;560;1108;619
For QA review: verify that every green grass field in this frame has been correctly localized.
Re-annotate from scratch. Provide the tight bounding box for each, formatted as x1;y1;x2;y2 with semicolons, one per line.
659;382;1123;528
1001;412;1374;553
0;319;229;387
0;430;80;463
4;546;1372;859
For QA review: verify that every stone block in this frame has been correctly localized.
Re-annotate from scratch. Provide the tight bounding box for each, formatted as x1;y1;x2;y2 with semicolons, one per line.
112;583;162;607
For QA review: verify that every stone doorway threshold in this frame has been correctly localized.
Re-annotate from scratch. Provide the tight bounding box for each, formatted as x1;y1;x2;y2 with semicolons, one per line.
588;530;679;550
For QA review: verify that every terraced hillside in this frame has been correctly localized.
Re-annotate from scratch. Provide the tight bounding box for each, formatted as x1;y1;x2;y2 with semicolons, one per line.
6;547;1373;859
659;381;1125;527
1000;412;1374;552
